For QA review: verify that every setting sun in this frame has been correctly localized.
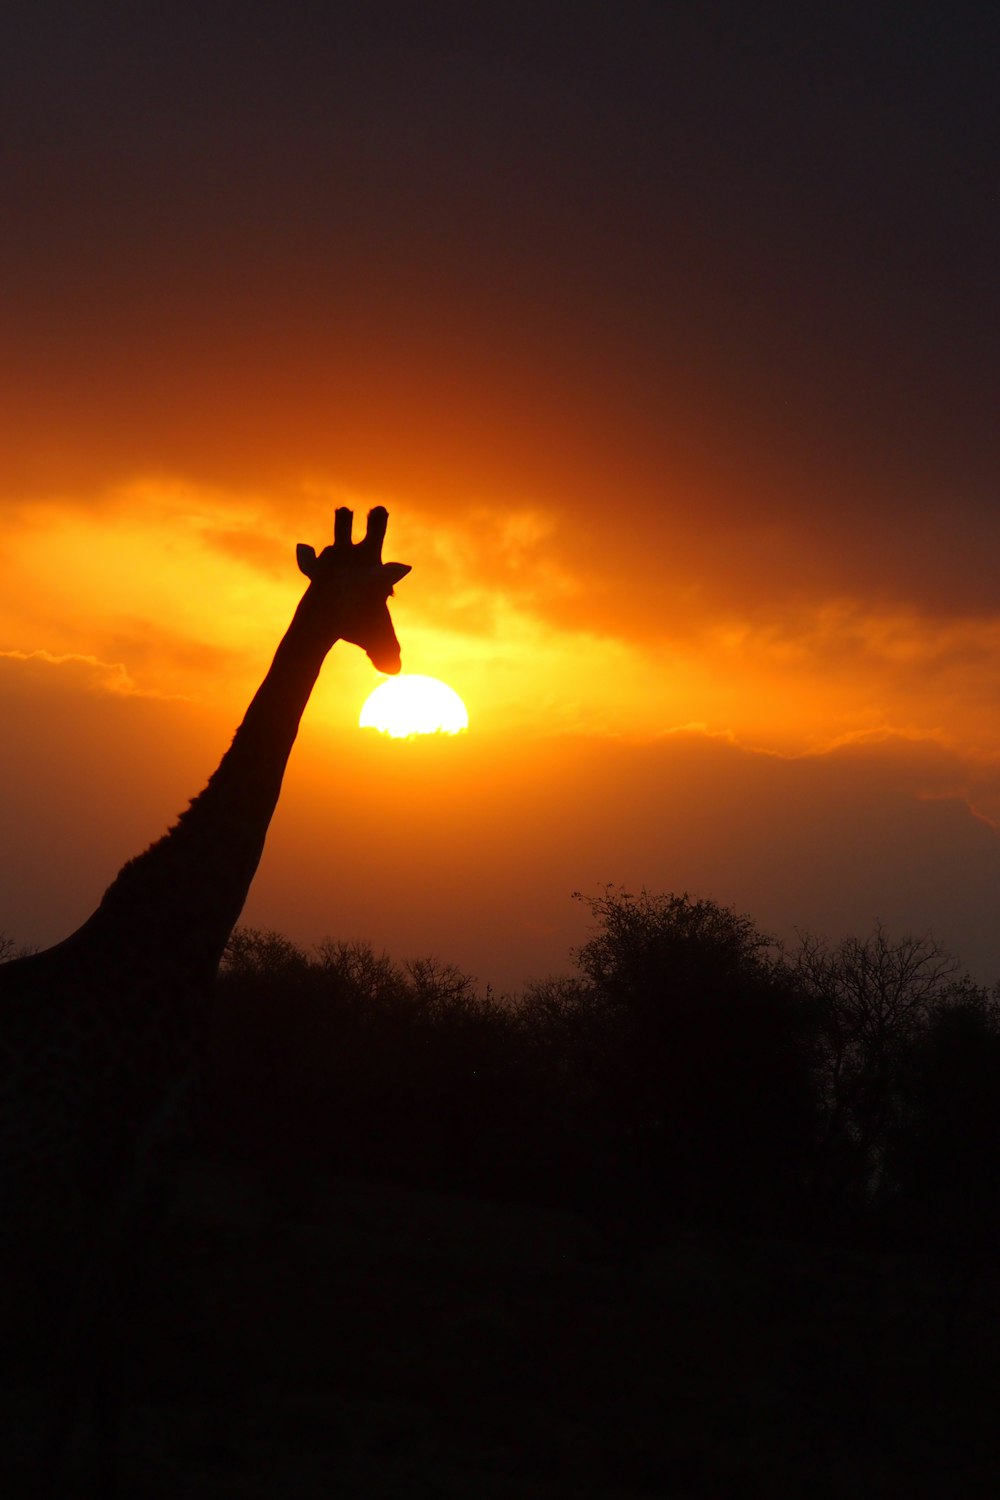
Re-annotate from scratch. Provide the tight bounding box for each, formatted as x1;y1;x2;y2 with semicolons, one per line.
359;675;469;738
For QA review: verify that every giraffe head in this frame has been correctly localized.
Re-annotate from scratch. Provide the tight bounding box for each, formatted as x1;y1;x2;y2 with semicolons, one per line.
296;506;411;674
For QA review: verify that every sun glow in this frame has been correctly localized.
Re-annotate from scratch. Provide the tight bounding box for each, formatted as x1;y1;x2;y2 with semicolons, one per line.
359;674;469;738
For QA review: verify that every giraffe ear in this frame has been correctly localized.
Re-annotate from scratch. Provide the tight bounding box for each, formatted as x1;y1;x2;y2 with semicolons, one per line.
296;544;317;578
384;562;412;587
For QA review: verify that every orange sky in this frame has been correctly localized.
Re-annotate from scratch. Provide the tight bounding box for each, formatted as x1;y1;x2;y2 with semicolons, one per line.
2;4;999;989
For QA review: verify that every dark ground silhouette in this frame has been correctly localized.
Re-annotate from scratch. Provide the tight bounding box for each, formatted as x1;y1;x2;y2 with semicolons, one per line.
3;1159;999;1497
4;888;1000;1494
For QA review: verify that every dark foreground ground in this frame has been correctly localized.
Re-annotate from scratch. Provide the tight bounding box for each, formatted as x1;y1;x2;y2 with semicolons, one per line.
3;1161;1000;1497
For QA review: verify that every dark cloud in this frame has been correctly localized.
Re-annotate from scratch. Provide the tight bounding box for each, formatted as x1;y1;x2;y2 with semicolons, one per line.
2;3;995;623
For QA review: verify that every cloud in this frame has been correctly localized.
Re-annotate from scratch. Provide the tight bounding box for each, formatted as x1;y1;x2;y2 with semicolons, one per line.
4;477;1000;775
0;648;176;699
198;528;291;577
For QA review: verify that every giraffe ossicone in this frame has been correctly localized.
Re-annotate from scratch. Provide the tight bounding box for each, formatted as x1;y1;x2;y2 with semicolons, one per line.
295;506;411;674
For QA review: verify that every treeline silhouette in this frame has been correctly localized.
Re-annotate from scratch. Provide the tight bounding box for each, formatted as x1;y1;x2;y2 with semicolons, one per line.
189;889;1000;1254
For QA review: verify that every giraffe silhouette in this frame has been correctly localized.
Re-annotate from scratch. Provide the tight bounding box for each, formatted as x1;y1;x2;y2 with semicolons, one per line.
0;505;409;1492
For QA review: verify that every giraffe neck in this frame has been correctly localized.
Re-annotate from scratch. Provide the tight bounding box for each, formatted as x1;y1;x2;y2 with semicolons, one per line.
75;594;336;986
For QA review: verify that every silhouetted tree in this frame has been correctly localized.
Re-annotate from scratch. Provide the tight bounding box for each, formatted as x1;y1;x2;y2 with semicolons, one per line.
883;985;1000;1252
196;904;1000;1246
207;928;535;1193
313;937;402;1008
222;925;311;980
791;925;968;1213
0;930;34;963
567;888;817;1223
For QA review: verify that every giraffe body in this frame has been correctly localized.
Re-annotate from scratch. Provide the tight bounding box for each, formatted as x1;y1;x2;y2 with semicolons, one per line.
0;506;409;1488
